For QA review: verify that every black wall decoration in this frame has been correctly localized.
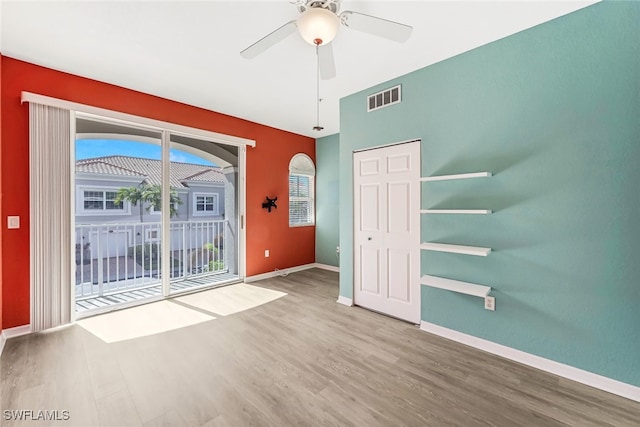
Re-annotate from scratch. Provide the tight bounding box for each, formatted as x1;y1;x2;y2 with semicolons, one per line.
262;196;278;212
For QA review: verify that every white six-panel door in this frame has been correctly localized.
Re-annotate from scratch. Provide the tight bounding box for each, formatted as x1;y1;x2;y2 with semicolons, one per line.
353;141;420;324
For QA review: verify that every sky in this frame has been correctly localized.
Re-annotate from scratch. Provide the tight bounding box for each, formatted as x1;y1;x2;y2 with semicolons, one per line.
76;139;215;166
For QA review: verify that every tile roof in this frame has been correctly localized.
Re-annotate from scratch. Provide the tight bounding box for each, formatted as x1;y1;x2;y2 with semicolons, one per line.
76;156;225;188
76;161;146;177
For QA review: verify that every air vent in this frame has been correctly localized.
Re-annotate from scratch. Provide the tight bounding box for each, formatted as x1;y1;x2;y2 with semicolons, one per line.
367;85;401;112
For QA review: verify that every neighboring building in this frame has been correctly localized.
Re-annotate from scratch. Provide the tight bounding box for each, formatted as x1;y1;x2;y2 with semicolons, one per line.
75;155;230;259
75;155;226;224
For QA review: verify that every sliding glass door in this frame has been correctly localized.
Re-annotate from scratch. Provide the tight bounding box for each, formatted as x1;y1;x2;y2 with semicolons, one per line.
73;116;243;317
168;134;240;294
74;118;166;314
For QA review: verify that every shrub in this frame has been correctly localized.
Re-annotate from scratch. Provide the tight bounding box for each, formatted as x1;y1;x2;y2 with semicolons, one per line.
202;243;225;272
209;260;225;272
128;243;161;270
203;242;219;255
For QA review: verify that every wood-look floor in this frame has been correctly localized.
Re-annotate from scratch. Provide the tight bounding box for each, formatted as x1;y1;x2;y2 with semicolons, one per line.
1;268;638;426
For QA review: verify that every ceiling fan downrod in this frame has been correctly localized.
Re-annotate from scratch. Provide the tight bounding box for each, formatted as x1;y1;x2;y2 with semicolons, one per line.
313;41;324;132
297;0;340;15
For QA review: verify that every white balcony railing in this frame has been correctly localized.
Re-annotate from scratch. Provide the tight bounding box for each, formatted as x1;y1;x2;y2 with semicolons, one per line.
75;220;228;300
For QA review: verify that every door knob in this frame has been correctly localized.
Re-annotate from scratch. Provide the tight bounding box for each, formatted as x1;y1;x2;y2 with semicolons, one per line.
368;237;372;241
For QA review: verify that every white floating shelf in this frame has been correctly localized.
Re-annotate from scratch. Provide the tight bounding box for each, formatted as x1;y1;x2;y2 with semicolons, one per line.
421;209;492;215
421;242;491;257
421;172;492;182
421;274;491;298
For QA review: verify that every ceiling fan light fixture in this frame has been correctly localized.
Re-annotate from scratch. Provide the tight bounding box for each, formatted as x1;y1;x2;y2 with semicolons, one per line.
297;7;339;46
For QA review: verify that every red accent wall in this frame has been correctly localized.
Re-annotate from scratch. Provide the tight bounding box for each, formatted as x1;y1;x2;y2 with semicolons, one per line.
0;53;3;333
0;57;315;329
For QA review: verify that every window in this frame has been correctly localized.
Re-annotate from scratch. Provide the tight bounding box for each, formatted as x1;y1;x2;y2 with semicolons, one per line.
193;193;219;216
145;228;160;241
149;202;177;215
289;153;315;227
81;189;125;213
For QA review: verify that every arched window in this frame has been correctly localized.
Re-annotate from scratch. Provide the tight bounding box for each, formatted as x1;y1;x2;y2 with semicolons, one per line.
289;153;315;227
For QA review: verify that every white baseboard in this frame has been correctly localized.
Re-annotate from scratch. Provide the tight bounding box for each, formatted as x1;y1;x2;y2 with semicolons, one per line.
0;324;32;358
336;296;353;306
245;263;340;283
244;263;317;283
314;263;340;272
420;321;640;403
2;324;32;339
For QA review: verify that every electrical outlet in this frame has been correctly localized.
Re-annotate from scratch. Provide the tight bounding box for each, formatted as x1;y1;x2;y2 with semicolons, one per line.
336;246;340;253
484;296;496;311
265;249;269;258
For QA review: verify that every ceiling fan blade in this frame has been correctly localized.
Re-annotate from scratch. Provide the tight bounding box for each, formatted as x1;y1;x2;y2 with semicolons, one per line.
318;43;336;80
240;20;297;59
340;11;412;43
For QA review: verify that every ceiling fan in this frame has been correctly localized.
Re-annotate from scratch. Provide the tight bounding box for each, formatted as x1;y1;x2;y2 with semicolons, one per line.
240;0;413;80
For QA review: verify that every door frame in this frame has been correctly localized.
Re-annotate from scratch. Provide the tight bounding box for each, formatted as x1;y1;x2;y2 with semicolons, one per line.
73;128;246;302
73;120;249;320
352;139;421;323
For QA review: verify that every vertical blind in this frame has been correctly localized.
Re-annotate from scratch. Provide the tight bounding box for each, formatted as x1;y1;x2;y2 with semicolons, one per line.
30;103;72;331
289;174;314;226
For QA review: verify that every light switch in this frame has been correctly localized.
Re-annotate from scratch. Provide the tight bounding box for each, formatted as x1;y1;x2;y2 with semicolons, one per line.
7;216;20;229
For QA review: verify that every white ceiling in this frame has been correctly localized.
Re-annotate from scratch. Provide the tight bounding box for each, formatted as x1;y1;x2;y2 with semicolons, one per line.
0;1;598;138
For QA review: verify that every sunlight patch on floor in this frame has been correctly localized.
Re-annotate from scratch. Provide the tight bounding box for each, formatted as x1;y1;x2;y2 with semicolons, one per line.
175;283;287;316
78;300;215;343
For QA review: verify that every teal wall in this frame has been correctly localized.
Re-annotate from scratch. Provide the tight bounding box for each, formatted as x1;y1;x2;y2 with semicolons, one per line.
339;1;640;386
315;134;340;267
